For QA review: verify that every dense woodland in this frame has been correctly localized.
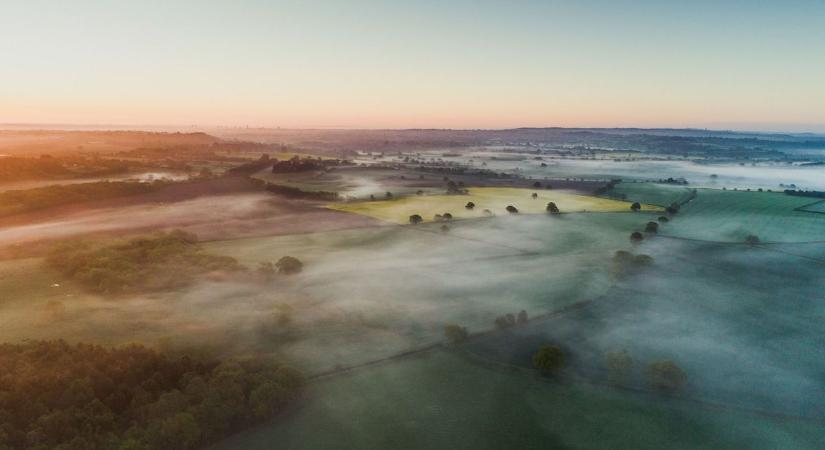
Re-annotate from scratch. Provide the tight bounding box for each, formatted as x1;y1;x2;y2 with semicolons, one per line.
0;156;134;183
0;182;156;218
0;340;302;450
46;230;244;294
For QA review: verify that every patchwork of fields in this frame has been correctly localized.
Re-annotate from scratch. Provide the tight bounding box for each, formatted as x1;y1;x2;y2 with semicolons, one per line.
327;187;661;224
3;146;825;449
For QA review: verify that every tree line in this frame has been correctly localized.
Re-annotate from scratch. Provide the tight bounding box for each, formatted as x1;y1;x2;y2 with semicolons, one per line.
0;340;303;450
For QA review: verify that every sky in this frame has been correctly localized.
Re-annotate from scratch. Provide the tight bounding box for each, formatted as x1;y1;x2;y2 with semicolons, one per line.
1;0;824;131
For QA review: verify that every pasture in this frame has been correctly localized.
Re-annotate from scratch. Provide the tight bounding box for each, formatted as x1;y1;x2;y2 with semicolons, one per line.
327;187;661;224
661;189;825;242
1;212;651;372
606;181;695;207
215;350;824;450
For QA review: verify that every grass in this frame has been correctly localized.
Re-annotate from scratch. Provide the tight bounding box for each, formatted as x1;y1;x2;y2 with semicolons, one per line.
214;350;824;450
606;182;696;207
796;199;825;214
202;214;650;372
327;187;661;224
662;189;825;242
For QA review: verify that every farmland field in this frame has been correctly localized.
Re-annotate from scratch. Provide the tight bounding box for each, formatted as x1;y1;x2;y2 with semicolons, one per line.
203;212;656;371
660;189;825;242
606;182;695;207
465;236;825;418
797;199;825;214
327;187;661;224
215;350;825;450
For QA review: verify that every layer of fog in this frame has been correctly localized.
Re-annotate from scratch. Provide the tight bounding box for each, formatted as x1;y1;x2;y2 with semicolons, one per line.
474;236;825;418
0;171;189;193
0;193;273;247
3;166;822;424
1;213;641;374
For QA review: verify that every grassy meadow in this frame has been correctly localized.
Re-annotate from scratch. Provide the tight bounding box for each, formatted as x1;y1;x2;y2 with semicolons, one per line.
660;189;825;242
215;350;825;450
327;187;661;224
606;182;696;207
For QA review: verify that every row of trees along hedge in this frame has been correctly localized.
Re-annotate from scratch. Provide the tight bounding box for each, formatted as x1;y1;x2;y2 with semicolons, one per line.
46;230;243;294
0;340;303;450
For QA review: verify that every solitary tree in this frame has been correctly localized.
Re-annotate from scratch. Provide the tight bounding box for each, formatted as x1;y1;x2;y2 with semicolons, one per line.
446;180;464;195
506;205;519;214
644;222;659;233
630;202;641;212
531;192;539;199
546;202;560;214
645;360;687;393
385;191;393;199
442;213;453;221
532;346;566;376
745;234;760;245
465;201;475;210
409;214;423;225
444;324;469;344
494;315;516;330
658;216;669;223
275;256;303;275
630;231;644;242
505;313;516;326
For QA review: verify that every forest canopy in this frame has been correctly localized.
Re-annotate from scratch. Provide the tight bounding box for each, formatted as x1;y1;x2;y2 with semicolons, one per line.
0;181;156;218
46;230;244;294
0;340;303;450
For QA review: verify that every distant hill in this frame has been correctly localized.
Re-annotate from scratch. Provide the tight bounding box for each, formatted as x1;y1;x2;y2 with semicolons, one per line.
0;130;221;156
210;127;825;158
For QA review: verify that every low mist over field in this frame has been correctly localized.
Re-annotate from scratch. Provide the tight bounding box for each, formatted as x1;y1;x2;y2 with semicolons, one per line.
3;1;825;448
2;127;825;449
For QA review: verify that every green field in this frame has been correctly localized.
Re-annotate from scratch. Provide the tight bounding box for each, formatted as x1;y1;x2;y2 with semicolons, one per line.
215;350;825;450
661;189;825;242
328;187;661;224
606;182;695;207
797;199;825;214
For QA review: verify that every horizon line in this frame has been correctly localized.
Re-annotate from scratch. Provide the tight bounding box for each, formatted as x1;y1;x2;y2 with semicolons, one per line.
2;122;824;136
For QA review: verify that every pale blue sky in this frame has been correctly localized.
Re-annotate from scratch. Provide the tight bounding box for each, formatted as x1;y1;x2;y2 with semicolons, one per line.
1;0;824;130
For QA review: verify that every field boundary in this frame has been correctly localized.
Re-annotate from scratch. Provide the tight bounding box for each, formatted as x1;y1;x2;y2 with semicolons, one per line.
794;199;825;215
306;299;596;381
305;290;825;425
455;346;825;425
